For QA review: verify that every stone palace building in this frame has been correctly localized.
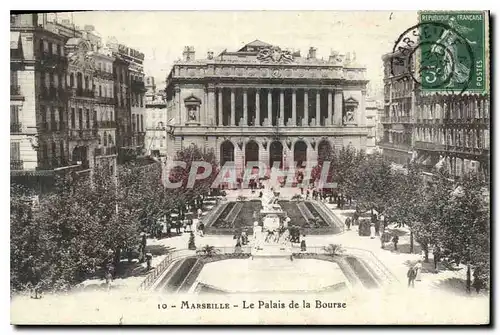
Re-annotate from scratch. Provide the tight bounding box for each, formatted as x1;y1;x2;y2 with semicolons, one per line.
164;40;370;175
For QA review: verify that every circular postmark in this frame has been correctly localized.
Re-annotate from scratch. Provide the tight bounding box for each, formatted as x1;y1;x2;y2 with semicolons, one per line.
390;22;475;95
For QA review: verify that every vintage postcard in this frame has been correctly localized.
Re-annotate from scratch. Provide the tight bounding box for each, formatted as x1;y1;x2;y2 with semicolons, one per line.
10;10;490;325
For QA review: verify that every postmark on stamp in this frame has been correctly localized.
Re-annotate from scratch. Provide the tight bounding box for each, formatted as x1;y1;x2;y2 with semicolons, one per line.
390;11;488;95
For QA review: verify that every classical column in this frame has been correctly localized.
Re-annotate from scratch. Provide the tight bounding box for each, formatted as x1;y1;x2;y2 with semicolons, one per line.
243;89;248;126
267;89;272;126
279;89;285;126
327;90;333;126
175;85;181;124
316;90;321;126
304;89;309;126
255;89;260;126
334;90;343;125
230;88;235;126
217;89;223;126
359;89;366;126
291;89;297;126
207;85;215;126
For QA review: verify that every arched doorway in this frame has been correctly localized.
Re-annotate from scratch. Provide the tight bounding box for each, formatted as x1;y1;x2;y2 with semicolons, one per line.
269;141;283;169
220;140;234;166
294;140;307;168
318;140;333;164
245;140;259;164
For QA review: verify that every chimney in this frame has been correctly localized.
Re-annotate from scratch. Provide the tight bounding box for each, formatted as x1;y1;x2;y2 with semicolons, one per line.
207;51;214;60
308;47;317;59
182;46;195;61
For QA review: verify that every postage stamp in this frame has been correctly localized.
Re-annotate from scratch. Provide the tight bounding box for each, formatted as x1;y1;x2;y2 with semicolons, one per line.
391;11;488;95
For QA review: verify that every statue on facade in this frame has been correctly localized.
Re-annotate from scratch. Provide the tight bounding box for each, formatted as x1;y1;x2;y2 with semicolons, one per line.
188;108;197;121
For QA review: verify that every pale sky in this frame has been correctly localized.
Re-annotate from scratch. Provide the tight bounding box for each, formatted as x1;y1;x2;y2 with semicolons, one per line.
53;11;418;96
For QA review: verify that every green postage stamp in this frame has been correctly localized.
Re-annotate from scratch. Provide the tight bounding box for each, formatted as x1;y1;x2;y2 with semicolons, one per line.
392;11;489;94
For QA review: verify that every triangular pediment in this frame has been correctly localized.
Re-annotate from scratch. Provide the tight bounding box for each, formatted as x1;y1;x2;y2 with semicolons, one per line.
184;94;201;103
238;39;272;52
344;97;359;105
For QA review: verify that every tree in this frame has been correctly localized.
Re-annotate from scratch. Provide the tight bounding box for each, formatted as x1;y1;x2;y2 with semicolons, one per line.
440;173;490;293
188;231;196;250
169;145;219;201
351;153;395;215
384;164;427;254
196;245;219;257
323;244;344;257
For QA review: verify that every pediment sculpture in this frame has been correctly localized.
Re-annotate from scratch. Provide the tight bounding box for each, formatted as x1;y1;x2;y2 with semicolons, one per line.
257;46;294;63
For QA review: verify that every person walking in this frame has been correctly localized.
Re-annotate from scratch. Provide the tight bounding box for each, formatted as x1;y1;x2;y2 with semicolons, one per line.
392;234;399;251
345;217;352;230
433;246;441;271
198;222;205;237
300;234;307;252
197;207;202;220
414;260;423;281
407;267;417;288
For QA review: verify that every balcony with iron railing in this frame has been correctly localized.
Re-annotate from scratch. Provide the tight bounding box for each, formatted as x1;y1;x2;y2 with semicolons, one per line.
10;160;23;170
414;141;446;151
10;85;23;100
94;69;114;80
40;52;68;67
380;115;412;124
68;88;95;99
377;141;412;151
96;96;115;105
10;123;22;133
98;120;117;128
68;128;99;141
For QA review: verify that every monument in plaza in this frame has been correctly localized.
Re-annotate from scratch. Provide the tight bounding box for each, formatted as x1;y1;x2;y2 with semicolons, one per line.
252;185;292;258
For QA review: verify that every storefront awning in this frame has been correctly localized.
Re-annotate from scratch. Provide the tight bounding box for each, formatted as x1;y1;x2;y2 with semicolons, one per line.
10;31;20;49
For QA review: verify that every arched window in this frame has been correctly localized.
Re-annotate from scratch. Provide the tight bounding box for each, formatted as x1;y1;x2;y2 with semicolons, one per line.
108;134;113;146
76;72;83;90
70;73;75;88
140;115;144;132
99;85;102;97
103;131;108;146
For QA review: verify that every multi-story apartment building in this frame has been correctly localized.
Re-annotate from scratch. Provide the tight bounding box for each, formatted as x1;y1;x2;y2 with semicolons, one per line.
10;14;145;191
380;50;490;179
106;40;146;162
365;99;379;153
144;76;167;157
10;14;83;192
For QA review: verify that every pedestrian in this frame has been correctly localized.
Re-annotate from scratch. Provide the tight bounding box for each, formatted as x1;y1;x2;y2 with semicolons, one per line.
300;234;307;252
306;189;310;200
353;211;359;226
392;235;399;250
370;223;376;239
198;222;205;237
473;268;483;294
345;217;352;230
433;246;441;271
414;260;423;281
407;267;417;288
145;252;153;271
197;208;202;219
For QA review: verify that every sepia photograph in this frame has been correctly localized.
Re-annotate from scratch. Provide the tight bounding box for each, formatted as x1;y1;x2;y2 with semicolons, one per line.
9;9;490;325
